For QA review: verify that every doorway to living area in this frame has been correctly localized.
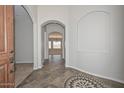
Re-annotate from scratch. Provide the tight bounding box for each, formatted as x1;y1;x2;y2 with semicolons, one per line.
41;20;65;65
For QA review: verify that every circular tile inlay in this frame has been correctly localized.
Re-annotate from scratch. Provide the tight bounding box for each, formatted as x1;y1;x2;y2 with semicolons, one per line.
64;73;105;88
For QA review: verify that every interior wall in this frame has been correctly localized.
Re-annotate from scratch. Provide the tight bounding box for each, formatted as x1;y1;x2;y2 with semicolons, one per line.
68;5;124;83
15;6;33;63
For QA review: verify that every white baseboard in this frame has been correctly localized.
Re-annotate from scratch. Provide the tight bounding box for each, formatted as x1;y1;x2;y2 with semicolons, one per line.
33;66;38;70
15;61;43;70
66;65;124;84
38;64;43;69
33;64;43;70
15;61;33;63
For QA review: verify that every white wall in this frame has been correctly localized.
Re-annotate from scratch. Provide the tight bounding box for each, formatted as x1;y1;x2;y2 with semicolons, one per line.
37;5;69;67
68;6;124;83
15;6;33;63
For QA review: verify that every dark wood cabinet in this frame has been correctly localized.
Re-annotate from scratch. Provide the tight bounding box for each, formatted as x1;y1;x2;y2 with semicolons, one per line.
0;5;14;88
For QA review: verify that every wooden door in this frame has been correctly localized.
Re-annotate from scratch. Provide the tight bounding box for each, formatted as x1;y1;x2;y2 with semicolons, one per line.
0;5;14;88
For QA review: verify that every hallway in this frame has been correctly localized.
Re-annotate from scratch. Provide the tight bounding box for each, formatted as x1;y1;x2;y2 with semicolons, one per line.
17;55;67;87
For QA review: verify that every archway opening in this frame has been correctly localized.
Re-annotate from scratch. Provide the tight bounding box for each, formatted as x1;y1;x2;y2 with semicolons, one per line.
14;5;33;87
41;21;65;65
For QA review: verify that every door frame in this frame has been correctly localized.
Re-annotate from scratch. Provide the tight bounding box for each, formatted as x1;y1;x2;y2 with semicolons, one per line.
40;20;66;64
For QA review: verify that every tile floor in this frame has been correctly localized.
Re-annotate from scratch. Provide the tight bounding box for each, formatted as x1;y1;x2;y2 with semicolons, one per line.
15;63;33;87
16;55;124;88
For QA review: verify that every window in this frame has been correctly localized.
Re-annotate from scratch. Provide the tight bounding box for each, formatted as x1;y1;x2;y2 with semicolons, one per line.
53;41;61;49
49;41;51;49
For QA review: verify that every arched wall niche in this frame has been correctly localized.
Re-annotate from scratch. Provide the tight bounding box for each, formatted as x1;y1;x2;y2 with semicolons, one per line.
77;11;110;53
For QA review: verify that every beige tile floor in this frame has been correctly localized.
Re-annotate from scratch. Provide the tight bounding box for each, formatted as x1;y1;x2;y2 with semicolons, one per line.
15;63;33;87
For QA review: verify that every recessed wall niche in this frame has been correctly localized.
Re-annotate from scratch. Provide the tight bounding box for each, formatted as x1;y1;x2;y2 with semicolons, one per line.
77;11;110;52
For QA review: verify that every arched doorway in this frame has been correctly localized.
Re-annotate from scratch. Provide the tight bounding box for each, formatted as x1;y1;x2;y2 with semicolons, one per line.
14;5;33;87
41;20;65;64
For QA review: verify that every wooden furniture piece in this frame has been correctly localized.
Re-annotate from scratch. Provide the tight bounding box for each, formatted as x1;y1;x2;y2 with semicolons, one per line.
0;5;15;88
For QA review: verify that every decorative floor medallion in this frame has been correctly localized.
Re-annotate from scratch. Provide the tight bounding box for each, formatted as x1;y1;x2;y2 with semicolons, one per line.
64;73;105;88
